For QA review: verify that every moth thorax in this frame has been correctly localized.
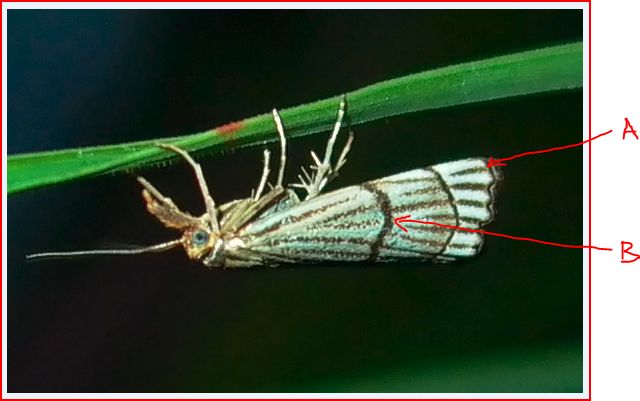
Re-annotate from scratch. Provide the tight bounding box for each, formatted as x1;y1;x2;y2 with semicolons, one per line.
203;238;226;268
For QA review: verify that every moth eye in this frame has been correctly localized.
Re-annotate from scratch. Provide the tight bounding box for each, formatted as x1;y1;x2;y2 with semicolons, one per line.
192;229;209;246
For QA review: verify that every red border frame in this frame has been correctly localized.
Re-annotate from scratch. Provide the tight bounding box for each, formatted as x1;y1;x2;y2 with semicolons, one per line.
0;1;591;400
587;1;592;399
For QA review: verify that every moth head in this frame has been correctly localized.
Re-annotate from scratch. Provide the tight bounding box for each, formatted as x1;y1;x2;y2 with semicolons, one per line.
26;176;226;265
139;177;225;266
181;226;221;262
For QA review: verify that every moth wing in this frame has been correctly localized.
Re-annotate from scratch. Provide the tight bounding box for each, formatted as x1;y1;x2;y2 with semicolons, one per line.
224;158;500;266
373;157;500;261
226;186;386;266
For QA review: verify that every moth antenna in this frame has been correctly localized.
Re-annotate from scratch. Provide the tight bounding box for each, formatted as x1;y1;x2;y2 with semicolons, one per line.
26;239;182;262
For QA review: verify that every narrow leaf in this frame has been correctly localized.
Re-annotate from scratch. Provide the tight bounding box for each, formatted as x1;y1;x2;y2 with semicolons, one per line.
7;42;582;195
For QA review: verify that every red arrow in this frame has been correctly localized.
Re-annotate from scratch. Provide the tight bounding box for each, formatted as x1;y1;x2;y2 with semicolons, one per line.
394;215;613;251
487;129;613;168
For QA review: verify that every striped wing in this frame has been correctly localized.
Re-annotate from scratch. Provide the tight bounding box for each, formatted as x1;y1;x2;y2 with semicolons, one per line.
376;158;500;262
224;158;500;267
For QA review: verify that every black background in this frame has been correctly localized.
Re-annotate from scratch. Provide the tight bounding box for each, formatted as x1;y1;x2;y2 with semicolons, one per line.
8;10;583;392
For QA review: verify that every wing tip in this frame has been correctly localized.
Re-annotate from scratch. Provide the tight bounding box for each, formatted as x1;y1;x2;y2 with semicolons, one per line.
433;157;502;227
433;157;502;261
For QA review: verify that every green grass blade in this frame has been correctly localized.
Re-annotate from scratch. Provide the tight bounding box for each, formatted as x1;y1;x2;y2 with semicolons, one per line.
7;42;582;195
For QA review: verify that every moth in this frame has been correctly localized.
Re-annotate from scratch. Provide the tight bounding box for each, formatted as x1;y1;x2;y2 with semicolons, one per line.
28;97;501;268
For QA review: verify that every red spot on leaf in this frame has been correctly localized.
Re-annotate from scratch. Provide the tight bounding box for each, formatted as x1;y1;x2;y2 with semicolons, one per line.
216;120;244;136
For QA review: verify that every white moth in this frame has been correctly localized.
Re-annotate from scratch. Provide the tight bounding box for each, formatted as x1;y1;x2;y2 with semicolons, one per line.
28;97;501;268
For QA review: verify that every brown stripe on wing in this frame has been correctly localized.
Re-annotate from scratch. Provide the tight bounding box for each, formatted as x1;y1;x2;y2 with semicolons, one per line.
449;166;490;176
372;175;438;186
282;248;371;260
361;183;393;262
395;234;473;250
246;196;354;238
320;219;382;231
456;199;491;208
448;182;491;191
428;167;459;257
426;212;487;226
399;186;448;197
269;235;373;247
389;198;452;213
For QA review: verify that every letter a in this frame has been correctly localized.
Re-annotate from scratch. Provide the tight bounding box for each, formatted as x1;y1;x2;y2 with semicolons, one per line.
622;118;638;140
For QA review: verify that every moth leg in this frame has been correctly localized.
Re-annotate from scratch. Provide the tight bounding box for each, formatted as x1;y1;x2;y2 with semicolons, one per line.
330;129;354;181
156;143;220;232
271;108;287;189
294;95;352;199
253;149;271;201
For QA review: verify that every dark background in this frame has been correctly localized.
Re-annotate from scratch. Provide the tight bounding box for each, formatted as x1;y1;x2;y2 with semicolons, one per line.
7;10;583;393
